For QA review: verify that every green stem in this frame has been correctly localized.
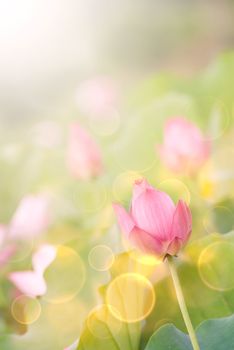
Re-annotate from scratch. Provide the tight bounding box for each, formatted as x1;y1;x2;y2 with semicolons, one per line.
166;255;200;350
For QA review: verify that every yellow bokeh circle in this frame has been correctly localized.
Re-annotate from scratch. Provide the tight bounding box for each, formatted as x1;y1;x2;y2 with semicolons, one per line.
11;295;41;325
112;171;142;204
87;304;122;339
72;181;107;213
46;299;87;348
203;206;234;234
129;249;162;267
43;245;86;304
198;241;234;291
88;245;115;271
106;273;156;323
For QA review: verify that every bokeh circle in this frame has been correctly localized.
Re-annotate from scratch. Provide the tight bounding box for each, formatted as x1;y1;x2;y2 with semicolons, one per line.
11;295;41;325
198;241;234;291
106;273;156;323
43;245;86;304
88;245;115;271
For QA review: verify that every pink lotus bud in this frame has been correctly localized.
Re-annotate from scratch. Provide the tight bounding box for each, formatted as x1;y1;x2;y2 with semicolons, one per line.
9;194;51;240
67;123;103;179
113;178;192;258
8;244;56;297
158;117;210;174
75;77;117;116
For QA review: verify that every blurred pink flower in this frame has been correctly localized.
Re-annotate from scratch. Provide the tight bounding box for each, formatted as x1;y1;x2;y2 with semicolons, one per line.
75;77;117;116
0;225;16;266
9;244;56;297
9;194;51;240
0;224;7;247
67;123;103;179
158;117;210;174
9;271;47;296
64;339;79;350
113;178;192;257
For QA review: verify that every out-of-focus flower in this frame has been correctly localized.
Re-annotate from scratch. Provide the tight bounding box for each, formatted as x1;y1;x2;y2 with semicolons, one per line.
158;117;210;174
9;244;56;297
0;224;6;247
0;224;16;266
67;123;103;180
9;194;51;240
113;178;192;258
75;77;117;116
64;339;79;350
0;245;16;267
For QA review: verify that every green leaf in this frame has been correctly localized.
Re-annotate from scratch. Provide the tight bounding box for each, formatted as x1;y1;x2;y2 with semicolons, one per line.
77;315;141;350
144;314;234;350
197;315;234;349
144;324;192;350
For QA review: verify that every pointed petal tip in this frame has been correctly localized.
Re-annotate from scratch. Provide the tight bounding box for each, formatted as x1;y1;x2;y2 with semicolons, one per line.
133;178;154;198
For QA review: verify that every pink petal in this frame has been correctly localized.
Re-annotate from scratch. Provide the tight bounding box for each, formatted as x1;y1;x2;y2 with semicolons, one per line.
0;224;7;246
158;117;210;173
0;244;16;266
131;179;175;239
32;244;57;275
75;77;117;116
129;226;166;256
167;237;182;256
9;194;51;240
157;145;183;173
170;200;192;243
132;178;155;201
9;271;47;297
113;203;135;237
164;117;203;153
67;123;103;179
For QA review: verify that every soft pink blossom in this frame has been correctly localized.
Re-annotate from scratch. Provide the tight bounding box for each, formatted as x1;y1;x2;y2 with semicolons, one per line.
0;224;7;247
158;117;210;174
0;225;16;266
32;244;56;274
67;123;103;179
113;178;192;257
75;77;117;116
9;271;47;296
8;194;51;240
9;244;56;297
0;245;16;267
64;339;79;350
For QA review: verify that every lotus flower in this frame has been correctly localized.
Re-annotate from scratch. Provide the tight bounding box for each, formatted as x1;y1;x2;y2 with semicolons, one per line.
8;194;51;240
113;179;192;257
75;77;117;116
158;117;210;174
9;244;56;297
67;123;103;179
